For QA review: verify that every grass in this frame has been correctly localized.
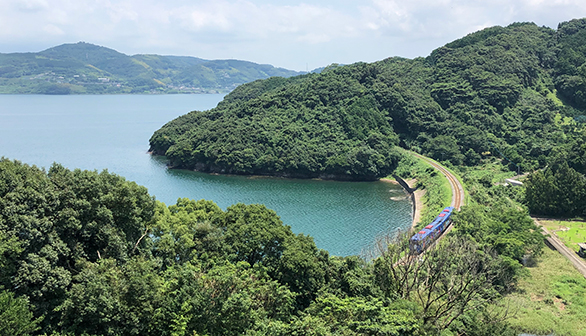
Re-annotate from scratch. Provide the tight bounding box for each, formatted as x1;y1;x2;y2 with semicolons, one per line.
457;159;517;184
541;220;586;253
423;156;468;207
392;151;452;228
448;159;586;335
505;247;586;336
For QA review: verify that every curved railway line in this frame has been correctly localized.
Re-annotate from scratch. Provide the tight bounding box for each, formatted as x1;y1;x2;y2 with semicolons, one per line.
408;152;586;278
403;151;466;253
409;151;465;211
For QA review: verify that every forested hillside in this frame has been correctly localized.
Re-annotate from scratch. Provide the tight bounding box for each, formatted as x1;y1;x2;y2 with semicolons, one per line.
0;42;301;94
0;158;540;335
150;19;586;180
524;129;586;217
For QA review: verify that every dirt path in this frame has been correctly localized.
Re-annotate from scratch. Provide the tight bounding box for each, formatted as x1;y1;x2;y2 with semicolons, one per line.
534;218;586;278
411;189;425;228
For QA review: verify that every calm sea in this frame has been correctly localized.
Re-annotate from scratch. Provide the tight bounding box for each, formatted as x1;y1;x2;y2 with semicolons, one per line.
0;94;412;256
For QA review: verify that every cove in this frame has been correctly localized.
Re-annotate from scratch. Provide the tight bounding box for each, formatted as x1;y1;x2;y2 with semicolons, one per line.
0;94;412;256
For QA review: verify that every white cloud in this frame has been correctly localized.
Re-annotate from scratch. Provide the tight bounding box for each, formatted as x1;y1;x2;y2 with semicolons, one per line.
297;33;331;44
104;1;139;23
12;0;49;12
43;24;65;35
1;0;586;70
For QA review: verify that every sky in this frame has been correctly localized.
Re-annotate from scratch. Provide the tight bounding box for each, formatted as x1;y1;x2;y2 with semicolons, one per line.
1;0;586;71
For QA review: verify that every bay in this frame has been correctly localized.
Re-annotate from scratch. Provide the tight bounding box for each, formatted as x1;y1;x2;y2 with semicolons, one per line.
0;94;413;256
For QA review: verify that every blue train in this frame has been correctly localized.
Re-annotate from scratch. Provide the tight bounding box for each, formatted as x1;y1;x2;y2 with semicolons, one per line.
409;206;455;254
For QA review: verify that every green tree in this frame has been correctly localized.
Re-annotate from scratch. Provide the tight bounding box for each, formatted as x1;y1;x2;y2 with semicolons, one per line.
422;135;465;165
304;294;422;336
0;159;157;327
453;204;544;262
151;198;224;267
222;203;293;269
373;235;511;332
0;291;41;336
525;161;586;217
276;234;329;308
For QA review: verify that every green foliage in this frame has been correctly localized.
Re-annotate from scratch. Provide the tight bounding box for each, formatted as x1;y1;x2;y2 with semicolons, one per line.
555;19;586;109
0;157;544;335
452;204;544;263
450;162;545;294
421;135;464;165
276;233;329;308
525;161;586;217
55;258;164;336
0;42;301;94
222;203;293;267
304;294;422;335
0;231;22;286
0;290;41;336
150;65;403;179
446;308;517;336
151;20;586;179
151;198;224;266
0;158;155;326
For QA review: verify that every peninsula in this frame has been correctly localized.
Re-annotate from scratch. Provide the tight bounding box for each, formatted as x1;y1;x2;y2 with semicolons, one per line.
150;19;586;181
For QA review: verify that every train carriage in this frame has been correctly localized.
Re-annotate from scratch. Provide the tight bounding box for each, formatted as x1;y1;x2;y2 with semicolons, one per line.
409;207;454;254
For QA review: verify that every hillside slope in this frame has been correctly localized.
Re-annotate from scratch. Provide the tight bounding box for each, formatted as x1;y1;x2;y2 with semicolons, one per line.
150;19;586;179
0;42;301;94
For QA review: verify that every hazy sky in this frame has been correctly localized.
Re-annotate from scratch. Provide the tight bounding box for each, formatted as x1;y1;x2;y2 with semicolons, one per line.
1;0;586;71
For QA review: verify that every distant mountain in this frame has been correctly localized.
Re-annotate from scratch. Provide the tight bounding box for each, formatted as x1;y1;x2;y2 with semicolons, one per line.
0;42;302;94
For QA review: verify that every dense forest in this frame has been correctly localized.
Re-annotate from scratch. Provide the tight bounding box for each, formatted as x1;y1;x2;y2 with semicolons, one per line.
4;17;586;336
0;158;542;336
0;42;301;94
150;19;586;180
524;129;586;217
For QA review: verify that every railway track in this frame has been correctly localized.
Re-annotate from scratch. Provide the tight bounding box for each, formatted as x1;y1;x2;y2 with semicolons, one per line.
409;152;465;210
405;152;465;252
535;218;586;278
406;152;586;279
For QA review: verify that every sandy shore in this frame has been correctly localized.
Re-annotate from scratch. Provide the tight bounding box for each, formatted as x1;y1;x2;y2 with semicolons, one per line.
381;178;425;229
379;178;400;185
404;179;425;228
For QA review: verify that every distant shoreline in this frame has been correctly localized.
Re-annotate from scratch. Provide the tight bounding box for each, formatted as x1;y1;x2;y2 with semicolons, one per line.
0;92;229;95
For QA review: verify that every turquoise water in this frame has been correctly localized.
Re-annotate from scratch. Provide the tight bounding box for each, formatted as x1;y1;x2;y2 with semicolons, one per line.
0;94;412;256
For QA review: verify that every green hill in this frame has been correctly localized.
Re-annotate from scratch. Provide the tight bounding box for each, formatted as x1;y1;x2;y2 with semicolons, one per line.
149;19;586;179
0;42;301;94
